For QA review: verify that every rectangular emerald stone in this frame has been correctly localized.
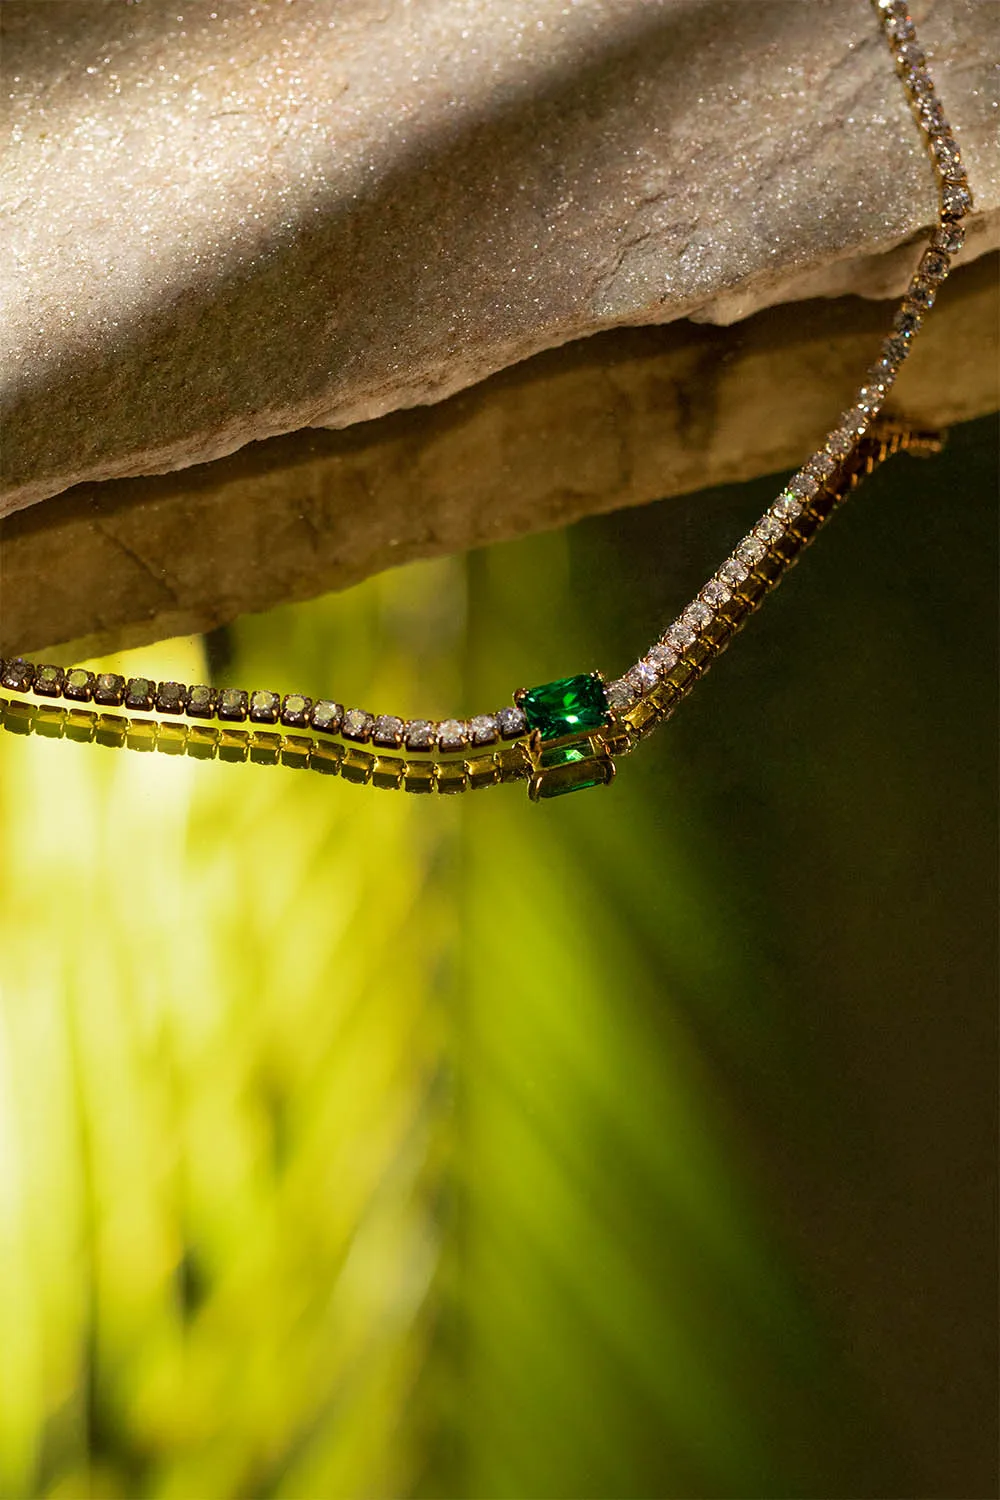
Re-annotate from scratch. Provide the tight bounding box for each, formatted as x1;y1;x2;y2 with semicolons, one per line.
521;673;608;741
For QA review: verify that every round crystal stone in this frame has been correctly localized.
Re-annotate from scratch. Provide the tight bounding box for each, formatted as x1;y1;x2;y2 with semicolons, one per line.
342;708;374;741
682;599;713;630
606;678;634;711
772;492;803;522
496;705;527;739
736;535;767;566
373;714;404;746
701;578;731;607
826;427;855;458
755;515;784;543
404;719;435;750
666;620;697;650
469;713;498;746
647;642;679;672
437;719;468;752
719;557;750;587
626;662;658;696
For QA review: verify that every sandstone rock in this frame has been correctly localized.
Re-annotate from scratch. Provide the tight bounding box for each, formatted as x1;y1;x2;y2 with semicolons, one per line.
1;0;997;516
3;253;995;659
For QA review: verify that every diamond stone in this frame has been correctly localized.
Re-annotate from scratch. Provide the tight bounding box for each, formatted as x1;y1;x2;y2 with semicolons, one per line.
520;675;608;742
647;642;679;672
736;535;767;567
187;685;215;717
881;333;911;367
682;600;713;632
919;249;949;283
606;678;635;711
626;661;658;696
125;677;155;711
311;700;342;733
894;305;922;337
33;665;64;697
469;713;498;746
93;672;125;706
249;690;280;724
281;693;312;728
372;714;404;747
496;705;527;739
341;708;374;741
807;450;838;482
933;133;961;172
437;719;468;752
1;658;34;692
666;620;697;650
404;719;436;750
942;182;972;218
907;280;936;312
789;472;818;501
217;688;249;721
896;42;925;74
918;95;946;133
885;12;915;41
857;384;885;414
772;492;803;522
839;406;870;438
719;557;750;587
932;222;965;254
64;668;94;702
755;515;784;544
825;427;855;459
701;578;731;607
156;681;186;713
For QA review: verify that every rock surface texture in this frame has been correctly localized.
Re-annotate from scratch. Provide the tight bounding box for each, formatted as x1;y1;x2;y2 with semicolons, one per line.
1;0;998;516
3;255;995;658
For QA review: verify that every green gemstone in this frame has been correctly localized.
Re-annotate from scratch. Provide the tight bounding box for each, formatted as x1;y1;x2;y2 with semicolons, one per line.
540;741;590;770
521;673;608;741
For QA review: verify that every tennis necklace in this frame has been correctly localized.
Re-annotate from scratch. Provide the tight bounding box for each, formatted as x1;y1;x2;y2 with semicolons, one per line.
0;0;971;800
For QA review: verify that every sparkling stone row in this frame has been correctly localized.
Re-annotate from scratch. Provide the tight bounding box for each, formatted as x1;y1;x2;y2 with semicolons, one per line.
607;0;970;715
0;660;528;757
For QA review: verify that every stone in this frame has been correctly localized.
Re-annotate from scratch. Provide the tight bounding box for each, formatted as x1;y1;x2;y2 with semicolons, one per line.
33;665;64;697
469;714;499;747
606;679;635;711
772;492;804;522
124;677;155;711
436;720;469;753
521;675;608;742
341;708;374;742
281;694;312;729
403;720;436;751
93;672;125;706
4;254;996;661
310;700;343;734
248;690;280;724
496;706;527;741
186;685;216;717
217;688;249;721
1;0;996;518
626;662;658;696
372;714;405;748
63;668;94;702
1;659;33;693
156;681;187;713
942;182;973;218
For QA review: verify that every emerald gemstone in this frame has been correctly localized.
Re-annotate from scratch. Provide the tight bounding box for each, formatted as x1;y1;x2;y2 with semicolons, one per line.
540;741;590;771
521;673;608;741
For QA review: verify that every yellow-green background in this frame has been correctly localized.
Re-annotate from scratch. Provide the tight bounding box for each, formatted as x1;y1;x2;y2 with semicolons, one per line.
1;416;995;1499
